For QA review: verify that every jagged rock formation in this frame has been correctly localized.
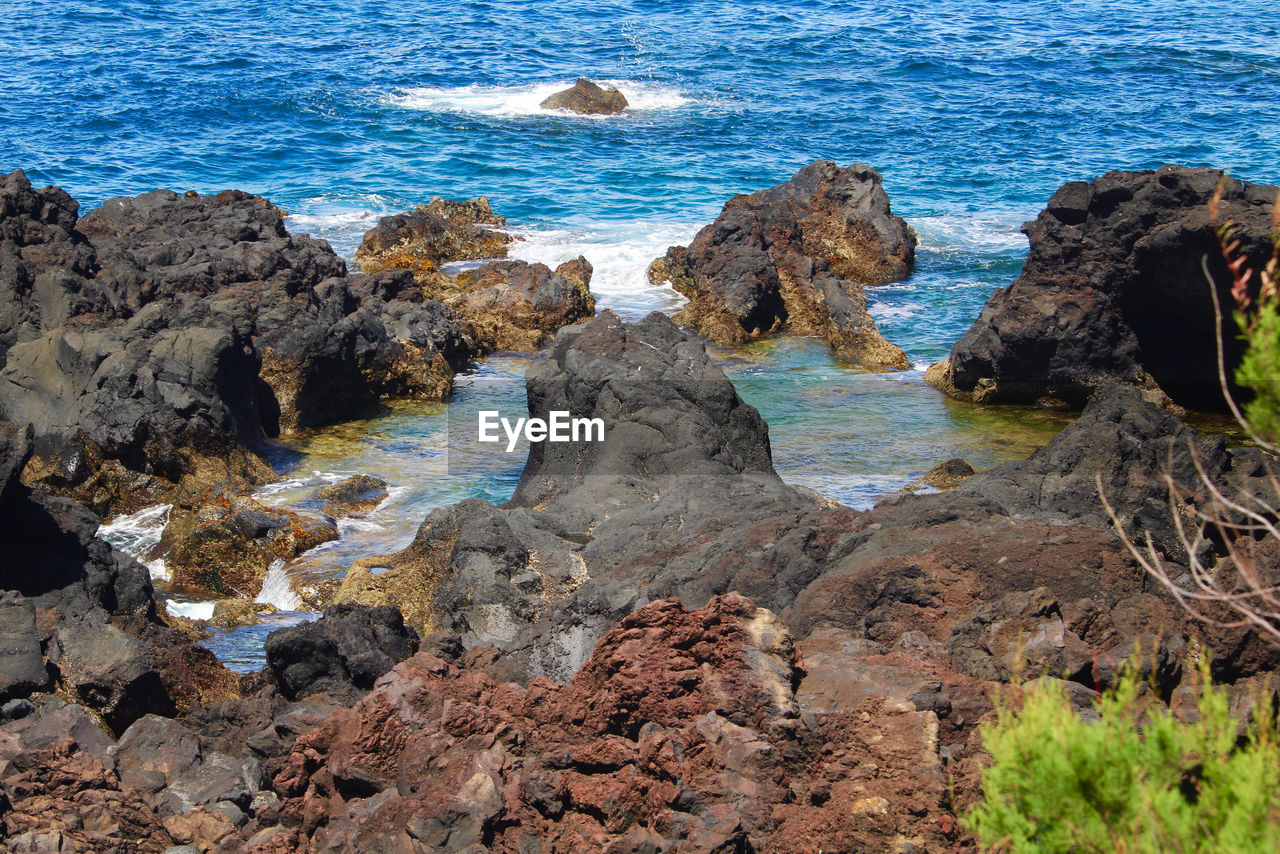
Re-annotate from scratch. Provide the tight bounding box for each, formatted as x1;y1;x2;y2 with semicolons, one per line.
926;165;1280;410
649;160;915;368
0;170;474;519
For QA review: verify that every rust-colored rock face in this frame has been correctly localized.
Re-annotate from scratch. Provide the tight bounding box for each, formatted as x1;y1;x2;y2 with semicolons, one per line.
648;160;915;368
257;594;951;853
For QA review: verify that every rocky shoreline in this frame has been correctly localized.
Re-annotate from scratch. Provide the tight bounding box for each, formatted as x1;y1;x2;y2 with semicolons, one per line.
0;162;1277;851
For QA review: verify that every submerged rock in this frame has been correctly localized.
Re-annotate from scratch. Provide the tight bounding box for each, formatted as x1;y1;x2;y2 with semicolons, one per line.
649;159;914;367
316;474;388;518
539;77;628;115
0;171;475;518
926;165;1280;410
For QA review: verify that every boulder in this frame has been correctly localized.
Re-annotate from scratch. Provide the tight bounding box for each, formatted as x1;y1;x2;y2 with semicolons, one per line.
315;474;388;518
926;165;1280;410
649;160;914;367
48;619;175;732
0;592;50;702
353;196;515;274
0;172;475;518
539;78;628;115
919;457;976;489
264;603;420;700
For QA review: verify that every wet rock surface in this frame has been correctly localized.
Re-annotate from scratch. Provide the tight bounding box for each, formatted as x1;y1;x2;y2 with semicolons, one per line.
539;77;628;115
927;165;1280;410
0;170;475;519
315;474;388;518
357;197;596;354
649;159;915;367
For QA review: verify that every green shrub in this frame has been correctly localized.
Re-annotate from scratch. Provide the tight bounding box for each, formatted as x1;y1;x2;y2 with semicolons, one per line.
963;661;1280;853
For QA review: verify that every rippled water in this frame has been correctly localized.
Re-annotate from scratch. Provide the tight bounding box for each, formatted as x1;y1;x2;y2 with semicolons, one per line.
23;0;1280;667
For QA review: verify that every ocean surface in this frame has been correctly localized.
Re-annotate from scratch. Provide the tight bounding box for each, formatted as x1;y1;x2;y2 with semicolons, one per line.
11;0;1279;669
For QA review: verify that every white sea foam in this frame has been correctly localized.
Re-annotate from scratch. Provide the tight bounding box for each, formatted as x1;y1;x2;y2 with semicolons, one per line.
145;558;170;582
167;599;215;621
508;219;697;319
384;80;692;119
256;560;303;611
99;503;171;562
910;212;1031;254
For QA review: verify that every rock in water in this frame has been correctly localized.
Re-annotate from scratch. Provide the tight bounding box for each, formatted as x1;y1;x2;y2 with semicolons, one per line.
356;196;596;353
926;165;1280;410
648;160;915;368
316;474;389;518
539;77;628;115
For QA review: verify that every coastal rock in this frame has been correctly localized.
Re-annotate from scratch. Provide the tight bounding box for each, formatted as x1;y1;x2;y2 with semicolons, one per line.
649;160;914;367
253;594;950;853
161;488;337;597
919;458;976;489
315;474;388;518
0;172;475;518
355;195;597;354
353;196;514;275
335;311;842;680
539;78;628;115
926;166;1280;410
48;619;175;732
263;603;420;700
450;257;596;351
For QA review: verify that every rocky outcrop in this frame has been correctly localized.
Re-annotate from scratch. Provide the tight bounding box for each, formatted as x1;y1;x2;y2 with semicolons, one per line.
0;170;475;519
926;166;1280;410
356;198;596;354
251;594;951;853
649;160;915;367
264;604;420;700
539;78;628;115
335;311;843;680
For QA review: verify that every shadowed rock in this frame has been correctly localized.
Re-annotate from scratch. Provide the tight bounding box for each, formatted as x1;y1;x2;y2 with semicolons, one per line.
649;160;914;367
926;165;1280;410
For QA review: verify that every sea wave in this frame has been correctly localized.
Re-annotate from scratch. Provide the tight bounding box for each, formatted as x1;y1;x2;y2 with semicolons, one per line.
910;212;1031;254
383;80;693;119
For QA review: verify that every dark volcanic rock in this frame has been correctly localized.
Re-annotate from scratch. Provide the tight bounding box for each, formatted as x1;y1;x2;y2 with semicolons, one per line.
264;603;420;700
539;77;628;115
0;171;475;518
649;160;915;368
253;595;950;853
335;311;843;681
354;195;515;273
926;165;1280;410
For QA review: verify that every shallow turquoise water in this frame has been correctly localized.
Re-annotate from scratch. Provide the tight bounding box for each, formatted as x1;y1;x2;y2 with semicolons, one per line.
37;0;1279;667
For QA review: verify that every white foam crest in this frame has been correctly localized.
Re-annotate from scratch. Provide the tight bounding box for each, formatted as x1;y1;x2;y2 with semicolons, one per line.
508;219;698;318
99;503;172;559
255;560;303;611
384;80;692;119
145;558;169;582
167;599;215;621
911;213;1030;254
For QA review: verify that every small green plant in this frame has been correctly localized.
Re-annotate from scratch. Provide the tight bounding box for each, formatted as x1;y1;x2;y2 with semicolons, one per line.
964;659;1280;853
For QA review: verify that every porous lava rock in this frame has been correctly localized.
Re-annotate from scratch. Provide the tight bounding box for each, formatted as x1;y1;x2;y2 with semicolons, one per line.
649;160;915;367
0;170;474;519
926;165;1280;410
539;78;628;115
249;594;952;853
315;474;388;518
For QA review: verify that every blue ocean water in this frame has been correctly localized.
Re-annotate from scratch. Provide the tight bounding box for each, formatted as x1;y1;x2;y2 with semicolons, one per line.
26;1;1280;666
